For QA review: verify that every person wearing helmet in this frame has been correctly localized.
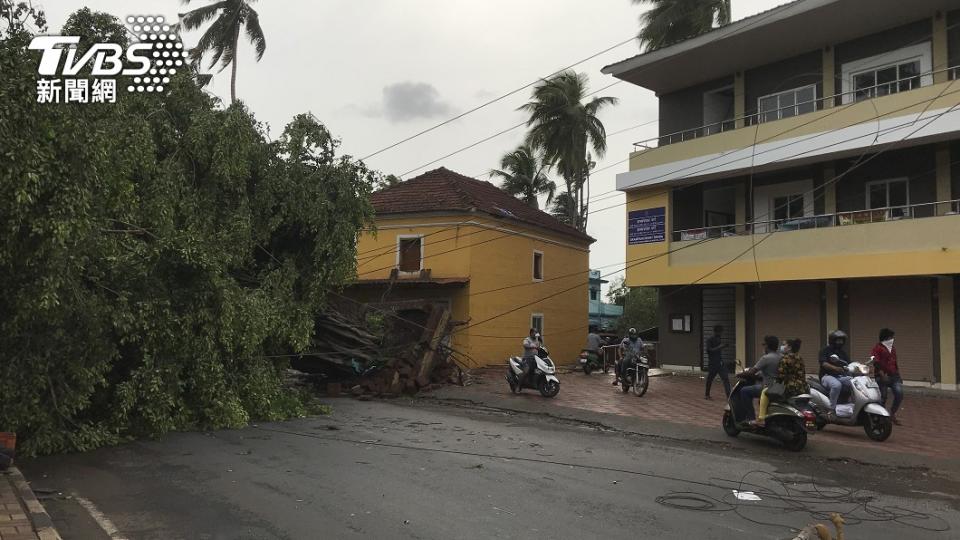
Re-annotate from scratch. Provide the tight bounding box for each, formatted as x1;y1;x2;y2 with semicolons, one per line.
520;328;541;384
616;328;644;385
819;330;852;412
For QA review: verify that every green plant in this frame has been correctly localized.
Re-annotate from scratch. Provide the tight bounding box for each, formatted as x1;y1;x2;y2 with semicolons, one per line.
0;9;371;456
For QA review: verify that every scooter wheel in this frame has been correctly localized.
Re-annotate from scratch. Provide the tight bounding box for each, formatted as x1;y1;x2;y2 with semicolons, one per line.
722;411;740;437
539;379;560;398
583;364;592;376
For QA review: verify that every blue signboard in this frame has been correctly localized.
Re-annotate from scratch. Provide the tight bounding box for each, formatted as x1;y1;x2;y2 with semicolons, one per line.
627;207;666;245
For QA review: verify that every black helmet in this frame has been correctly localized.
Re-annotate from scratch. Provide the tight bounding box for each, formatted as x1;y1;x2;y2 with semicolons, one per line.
828;330;847;347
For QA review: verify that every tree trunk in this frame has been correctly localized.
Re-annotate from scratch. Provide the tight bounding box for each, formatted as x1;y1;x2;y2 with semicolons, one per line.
230;58;237;104
230;26;240;104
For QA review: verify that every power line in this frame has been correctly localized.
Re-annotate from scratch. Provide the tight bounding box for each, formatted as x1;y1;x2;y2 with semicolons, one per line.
398;80;626;179
356;86;960;276
361;2;789;165
358;36;639;162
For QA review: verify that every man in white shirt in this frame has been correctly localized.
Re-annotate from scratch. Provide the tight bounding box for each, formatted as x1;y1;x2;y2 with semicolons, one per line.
520;328;541;383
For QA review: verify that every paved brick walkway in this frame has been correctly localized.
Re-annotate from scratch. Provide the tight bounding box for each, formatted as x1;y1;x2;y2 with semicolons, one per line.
0;471;38;540
470;368;960;460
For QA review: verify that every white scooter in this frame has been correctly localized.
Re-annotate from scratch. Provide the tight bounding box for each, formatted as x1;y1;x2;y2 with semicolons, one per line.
807;355;892;441
507;346;560;398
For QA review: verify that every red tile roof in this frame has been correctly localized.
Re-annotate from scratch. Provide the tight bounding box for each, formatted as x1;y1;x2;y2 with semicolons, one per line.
370;168;595;244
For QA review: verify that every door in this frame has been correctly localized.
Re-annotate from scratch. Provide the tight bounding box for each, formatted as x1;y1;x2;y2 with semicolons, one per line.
702;287;736;370
847;279;933;382
753;282;822;372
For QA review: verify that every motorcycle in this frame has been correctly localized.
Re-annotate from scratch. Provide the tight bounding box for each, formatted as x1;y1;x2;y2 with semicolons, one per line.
507;346;560;398
620;352;650;397
578;349;607;375
806;355;892;441
722;373;816;451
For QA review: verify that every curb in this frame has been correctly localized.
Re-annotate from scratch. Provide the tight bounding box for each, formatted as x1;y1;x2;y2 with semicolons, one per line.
4;468;61;540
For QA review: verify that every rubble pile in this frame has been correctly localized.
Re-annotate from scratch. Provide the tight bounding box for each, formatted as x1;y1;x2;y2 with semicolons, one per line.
292;303;464;397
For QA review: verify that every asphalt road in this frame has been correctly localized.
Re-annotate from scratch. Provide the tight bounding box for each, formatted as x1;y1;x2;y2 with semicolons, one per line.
22;398;960;540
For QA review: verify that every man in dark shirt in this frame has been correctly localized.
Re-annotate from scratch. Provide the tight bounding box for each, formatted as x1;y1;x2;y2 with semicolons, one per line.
819;330;852;411
704;325;731;399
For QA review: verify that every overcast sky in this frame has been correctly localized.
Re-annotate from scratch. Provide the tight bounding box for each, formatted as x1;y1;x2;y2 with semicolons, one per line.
38;0;783;295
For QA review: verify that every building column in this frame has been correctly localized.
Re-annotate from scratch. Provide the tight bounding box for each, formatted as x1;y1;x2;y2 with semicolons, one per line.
822;46;835;108
735;181;747;233
936;144;953;215
823;164;837;215
735;284;747;371
824;281;839;335
939;277;957;389
933;12;949;84
734;72;745;128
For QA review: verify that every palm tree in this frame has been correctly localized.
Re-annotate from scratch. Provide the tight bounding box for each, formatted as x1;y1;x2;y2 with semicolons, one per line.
489;144;556;210
520;71;617;231
548;192;577;227
634;0;731;52
180;0;266;104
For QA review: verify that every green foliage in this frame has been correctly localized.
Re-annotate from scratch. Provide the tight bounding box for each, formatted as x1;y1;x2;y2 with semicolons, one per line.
634;0;732;52
181;0;267;104
607;277;658;335
519;71;617;231
489;144;556;210
0;11;373;456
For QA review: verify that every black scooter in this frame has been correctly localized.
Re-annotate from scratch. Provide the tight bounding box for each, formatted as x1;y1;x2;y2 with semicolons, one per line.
722;373;816;451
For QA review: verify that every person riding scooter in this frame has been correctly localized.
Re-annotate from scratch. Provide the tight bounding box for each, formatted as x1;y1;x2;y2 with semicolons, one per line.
520;329;541;384
819;330;851;414
616;328;644;385
736;335;781;423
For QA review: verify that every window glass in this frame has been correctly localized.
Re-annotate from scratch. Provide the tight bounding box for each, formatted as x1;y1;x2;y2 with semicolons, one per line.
899;61;920;91
759;95;778;123
796;86;816;114
590;290;598;301
868;183;887;209
854;72;875;101
780;92;797;118
876;66;897;96
788;195;804;218
888;180;908;207
533;252;543;280
773;196;789;222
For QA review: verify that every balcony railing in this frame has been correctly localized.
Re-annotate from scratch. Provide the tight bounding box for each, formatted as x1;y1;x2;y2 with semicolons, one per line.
672;199;960;242
637;64;959;150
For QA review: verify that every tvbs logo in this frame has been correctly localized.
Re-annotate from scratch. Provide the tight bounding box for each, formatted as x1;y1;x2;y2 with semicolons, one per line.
30;15;187;104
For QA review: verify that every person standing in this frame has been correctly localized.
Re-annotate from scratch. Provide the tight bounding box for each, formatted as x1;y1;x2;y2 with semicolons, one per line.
872;328;903;425
704;325;731;399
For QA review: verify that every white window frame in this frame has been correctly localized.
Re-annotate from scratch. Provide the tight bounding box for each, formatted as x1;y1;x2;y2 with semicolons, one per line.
840;43;933;104
757;84;818;123
702;85;736;135
532;250;544;282
395;234;424;274
865;177;910;217
752;179;815;233
531;313;544;336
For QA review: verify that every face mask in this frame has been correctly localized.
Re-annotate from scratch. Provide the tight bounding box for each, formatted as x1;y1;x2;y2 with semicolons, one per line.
882;338;894;349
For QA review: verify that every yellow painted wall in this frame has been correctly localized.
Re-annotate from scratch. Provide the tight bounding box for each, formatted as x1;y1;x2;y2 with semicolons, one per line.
355;214;591;368
462;217;590;368
627;80;960;173
630;216;960;286
624;189;673;289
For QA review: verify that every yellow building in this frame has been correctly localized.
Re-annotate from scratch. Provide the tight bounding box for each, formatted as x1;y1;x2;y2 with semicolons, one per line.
349;167;594;368
602;0;960;388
